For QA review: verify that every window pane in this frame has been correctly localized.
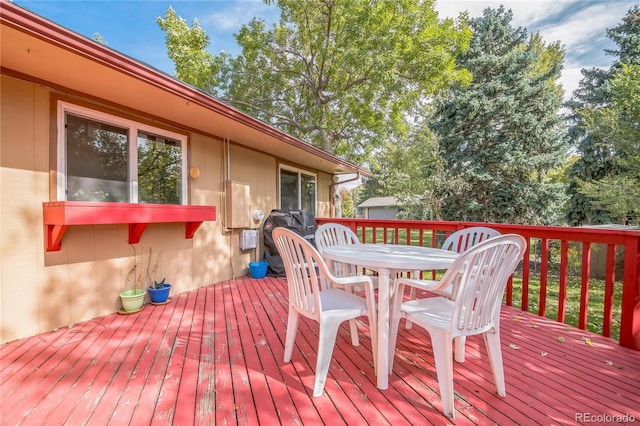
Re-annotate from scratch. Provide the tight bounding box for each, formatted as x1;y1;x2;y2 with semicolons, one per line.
66;113;129;202
280;169;299;210
137;131;182;204
301;174;316;216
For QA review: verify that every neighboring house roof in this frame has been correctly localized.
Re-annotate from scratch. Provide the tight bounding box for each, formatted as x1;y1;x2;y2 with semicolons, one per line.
0;2;370;178
358;197;399;208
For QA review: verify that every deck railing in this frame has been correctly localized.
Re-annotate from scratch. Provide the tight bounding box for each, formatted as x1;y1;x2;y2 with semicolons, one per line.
316;218;640;351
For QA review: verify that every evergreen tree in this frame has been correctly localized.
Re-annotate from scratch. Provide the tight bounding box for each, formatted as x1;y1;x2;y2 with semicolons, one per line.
576;64;640;225
566;5;640;225
431;6;568;225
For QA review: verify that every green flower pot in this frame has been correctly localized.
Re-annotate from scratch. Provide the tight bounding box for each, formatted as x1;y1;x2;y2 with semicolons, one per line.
120;289;146;312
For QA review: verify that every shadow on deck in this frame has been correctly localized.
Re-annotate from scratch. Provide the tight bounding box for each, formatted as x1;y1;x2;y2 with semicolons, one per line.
2;276;639;425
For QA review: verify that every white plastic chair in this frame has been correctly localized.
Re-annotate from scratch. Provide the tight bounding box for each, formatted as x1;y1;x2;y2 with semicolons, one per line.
405;226;501;340
315;222;379;288
315;223;362;277
390;234;526;419
273;227;378;397
441;226;502;253
315;223;380;345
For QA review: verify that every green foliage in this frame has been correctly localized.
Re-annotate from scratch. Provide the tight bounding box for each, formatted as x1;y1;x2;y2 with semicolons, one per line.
356;155;392;206
93;33;107;45
157;7;230;95
431;6;568;224
384;127;449;220
575;63;640;224
566;5;640;225
158;0;472;164
137;135;182;204
339;189;355;218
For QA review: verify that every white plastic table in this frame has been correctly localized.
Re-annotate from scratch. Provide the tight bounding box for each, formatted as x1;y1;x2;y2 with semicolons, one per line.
322;243;458;390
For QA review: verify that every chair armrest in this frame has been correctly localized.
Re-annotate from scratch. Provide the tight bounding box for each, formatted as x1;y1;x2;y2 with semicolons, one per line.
332;275;375;293
396;277;453;297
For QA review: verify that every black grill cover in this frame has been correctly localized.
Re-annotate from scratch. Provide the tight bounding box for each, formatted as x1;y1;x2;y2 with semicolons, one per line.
262;209;316;277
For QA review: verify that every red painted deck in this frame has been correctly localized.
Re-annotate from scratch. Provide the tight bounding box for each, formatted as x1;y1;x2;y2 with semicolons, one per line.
2;276;639;425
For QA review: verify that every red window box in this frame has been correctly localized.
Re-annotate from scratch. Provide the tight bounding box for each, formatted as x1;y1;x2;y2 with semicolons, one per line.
43;201;216;251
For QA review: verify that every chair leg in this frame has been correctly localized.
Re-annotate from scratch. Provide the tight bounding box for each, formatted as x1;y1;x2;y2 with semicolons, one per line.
313;317;342;397
365;289;378;375
484;329;506;397
454;336;466;363
284;308;299;363
348;319;360;346
430;329;456;419
342;284;360;346
404;284;417;329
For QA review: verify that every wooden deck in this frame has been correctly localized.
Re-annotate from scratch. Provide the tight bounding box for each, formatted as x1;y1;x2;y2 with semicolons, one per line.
2;276;639;425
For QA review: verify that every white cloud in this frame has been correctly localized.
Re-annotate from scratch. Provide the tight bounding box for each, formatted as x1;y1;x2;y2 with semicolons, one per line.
434;0;635;100
561;65;587;100
198;1;280;31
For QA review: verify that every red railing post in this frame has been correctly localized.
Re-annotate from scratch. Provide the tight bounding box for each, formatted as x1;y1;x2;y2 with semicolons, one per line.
603;244;616;338
579;242;591;330
619;235;640;350
558;240;569;323
539;238;549;316
521;242;531;311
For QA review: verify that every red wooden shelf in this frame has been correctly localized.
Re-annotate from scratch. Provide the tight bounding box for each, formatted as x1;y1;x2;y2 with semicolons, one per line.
43;201;216;251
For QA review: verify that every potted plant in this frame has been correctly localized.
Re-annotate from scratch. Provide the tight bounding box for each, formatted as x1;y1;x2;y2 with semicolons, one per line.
119;246;157;313
120;283;146;313
148;277;172;304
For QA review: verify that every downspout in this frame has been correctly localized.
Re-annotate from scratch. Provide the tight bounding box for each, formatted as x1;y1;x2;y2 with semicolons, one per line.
330;173;361;218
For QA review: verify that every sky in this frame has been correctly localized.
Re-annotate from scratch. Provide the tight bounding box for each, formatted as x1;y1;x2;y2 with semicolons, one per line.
12;0;638;101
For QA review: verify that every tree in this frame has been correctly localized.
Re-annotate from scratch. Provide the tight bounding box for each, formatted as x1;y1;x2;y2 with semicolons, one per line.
158;0;472;164
339;188;355;218
566;5;640;225
430;6;568;225
379;125;450;220
575;63;640;224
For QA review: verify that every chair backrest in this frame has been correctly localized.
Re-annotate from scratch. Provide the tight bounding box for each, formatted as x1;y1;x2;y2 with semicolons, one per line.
442;226;501;253
314;223;361;255
439;234;526;336
273;227;335;321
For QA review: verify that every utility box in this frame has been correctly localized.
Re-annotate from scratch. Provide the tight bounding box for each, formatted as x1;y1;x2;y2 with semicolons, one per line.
240;229;258;250
225;181;251;228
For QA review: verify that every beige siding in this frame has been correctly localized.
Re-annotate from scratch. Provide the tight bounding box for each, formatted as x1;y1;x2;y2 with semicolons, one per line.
1;78;50;340
224;144;278;275
316;172;333;218
0;75;332;343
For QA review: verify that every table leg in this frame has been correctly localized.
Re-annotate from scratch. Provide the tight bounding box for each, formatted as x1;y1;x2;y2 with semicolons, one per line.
388;276;403;374
376;269;391;390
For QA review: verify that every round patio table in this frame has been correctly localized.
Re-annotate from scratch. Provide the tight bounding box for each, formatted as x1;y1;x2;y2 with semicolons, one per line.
322;243;458;390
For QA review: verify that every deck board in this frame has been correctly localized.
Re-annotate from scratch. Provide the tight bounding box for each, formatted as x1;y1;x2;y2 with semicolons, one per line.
2;276;639;425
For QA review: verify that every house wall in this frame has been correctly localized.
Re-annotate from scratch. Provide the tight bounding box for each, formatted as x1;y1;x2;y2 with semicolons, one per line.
317;174;332;218
0;75;332;343
366;207;400;220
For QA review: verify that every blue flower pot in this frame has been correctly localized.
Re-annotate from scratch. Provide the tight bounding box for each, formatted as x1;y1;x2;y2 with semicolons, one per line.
148;283;171;303
249;261;268;278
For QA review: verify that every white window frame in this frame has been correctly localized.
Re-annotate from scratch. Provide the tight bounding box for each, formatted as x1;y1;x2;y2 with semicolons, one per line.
278;164;317;214
57;101;188;204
